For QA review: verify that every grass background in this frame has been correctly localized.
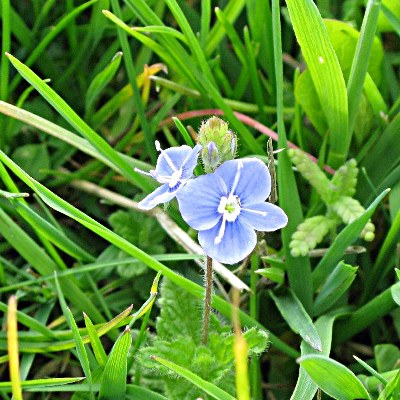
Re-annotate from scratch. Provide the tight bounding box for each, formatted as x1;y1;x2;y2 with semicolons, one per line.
0;0;400;399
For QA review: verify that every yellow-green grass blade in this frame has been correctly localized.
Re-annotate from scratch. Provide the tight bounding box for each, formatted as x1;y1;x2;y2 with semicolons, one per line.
0;306;133;354
7;296;23;400
0;302;56;339
285;0;348;168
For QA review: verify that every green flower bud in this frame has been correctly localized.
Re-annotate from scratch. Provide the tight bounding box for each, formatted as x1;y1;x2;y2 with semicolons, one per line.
198;116;237;173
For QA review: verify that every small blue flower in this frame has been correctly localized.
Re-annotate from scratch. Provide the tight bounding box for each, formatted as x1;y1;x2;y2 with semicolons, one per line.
136;141;202;210
176;158;288;264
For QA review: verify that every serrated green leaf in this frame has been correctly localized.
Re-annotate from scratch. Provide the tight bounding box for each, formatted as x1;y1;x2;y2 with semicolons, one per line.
99;327;132;400
152;356;236;400
298;354;371;400
270;288;322;351
314;262;358;315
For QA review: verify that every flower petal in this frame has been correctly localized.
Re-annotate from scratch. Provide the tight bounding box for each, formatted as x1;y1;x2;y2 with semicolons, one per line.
215;158;271;204
180;144;202;180
176;174;226;230
198;218;257;264
137;184;176;210
156;145;193;177
240;202;288;231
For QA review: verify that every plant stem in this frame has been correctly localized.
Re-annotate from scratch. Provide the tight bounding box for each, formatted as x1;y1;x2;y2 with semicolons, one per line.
202;255;214;345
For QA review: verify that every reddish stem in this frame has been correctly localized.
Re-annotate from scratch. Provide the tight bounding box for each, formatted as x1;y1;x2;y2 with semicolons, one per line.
159;109;336;175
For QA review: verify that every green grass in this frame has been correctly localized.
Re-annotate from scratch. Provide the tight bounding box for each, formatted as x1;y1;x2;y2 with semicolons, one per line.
0;1;400;399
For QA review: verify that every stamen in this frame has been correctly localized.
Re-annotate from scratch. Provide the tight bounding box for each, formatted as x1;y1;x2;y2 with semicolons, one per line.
215;216;227;244
241;207;267;217
134;167;153;177
229;160;243;196
154;140;178;172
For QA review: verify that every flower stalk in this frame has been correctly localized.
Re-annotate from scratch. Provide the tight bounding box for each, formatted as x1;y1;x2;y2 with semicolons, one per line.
201;255;214;345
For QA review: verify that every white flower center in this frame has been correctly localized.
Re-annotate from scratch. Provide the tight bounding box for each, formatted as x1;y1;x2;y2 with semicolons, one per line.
169;169;183;188
214;195;241;245
217;195;241;221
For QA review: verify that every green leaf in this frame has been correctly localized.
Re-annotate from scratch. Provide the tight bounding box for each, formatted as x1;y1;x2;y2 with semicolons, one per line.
152;356;236;400
126;384;168;400
285;0;348;168
54;274;93;392
255;267;285;284
99;327;132;400
374;343;400;372
312;189;389;290
0;377;84;391
298;354;371;400
291;314;338;400
85;51;123;114
5;53;143;187
83;313;108;368
313;262;358;315
11;143;50;180
269;288;322;351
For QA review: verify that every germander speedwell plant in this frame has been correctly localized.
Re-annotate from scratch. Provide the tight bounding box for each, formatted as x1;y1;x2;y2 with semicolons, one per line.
137;116;288;343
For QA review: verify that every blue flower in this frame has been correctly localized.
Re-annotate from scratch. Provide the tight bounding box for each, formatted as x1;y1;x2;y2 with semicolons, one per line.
136;141;202;210
176;158;288;264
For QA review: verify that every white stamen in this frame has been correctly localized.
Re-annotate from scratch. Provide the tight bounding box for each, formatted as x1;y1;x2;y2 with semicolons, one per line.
134;167;153;177
229;161;243;196
241;207;267;217
154;140;177;172
168;169;182;188
217;196;228;214
215;216;227;244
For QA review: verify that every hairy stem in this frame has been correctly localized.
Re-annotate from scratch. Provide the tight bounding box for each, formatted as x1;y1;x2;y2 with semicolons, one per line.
202;256;213;345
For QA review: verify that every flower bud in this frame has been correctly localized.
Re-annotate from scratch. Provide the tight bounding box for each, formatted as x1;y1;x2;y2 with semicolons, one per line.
198;116;237;173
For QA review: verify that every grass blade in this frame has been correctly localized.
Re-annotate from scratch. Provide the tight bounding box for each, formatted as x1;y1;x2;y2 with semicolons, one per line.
5;53;143;186
347;0;382;135
7;296;23;400
99;327;132;400
270;289;322;351
273;0;313;312
298;354;371;400
152;356;236;400
312;189;389;290
285;0;348;168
